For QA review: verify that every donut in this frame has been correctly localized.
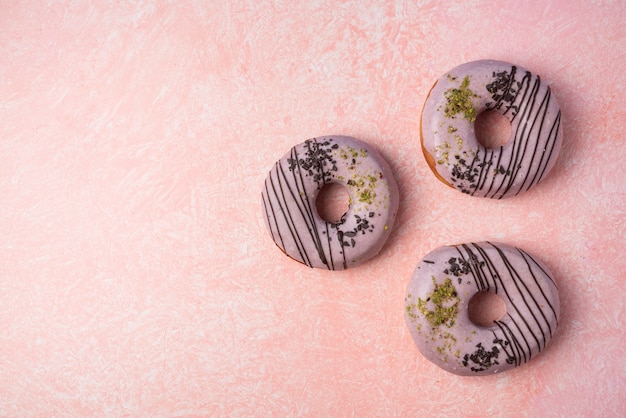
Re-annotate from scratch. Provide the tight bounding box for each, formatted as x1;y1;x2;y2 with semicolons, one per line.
262;135;399;270
404;242;559;376
421;60;563;198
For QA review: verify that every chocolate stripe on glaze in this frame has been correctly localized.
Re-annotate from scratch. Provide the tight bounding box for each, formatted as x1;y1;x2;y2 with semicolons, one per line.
454;245;484;290
489;327;516;366
494;319;525;366
490;70;535;191
269;167;312;266
462;242;558;359
480;242;553;351
284;151;331;267
480;73;529;197
464;243;544;352
490;243;548;350
478;146;503;197
479;70;561;199
520;248;558;288
505;312;534;362
515;85;553;194
517;248;559;326
273;143;331;269
498;77;544;196
529;110;561;192
506;78;551;196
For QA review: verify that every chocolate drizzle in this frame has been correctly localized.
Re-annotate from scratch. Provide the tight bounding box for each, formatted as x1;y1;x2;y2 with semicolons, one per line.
450;242;559;372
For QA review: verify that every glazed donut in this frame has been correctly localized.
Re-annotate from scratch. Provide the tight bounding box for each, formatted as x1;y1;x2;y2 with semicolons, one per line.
404;242;559;376
262;136;399;270
421;60;563;198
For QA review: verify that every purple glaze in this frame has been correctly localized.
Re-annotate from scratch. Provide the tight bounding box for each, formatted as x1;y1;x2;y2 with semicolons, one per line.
405;242;560;376
262;136;399;270
421;60;563;198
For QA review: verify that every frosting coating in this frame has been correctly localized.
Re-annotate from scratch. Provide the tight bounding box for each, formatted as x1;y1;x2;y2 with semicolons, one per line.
421;60;563;198
262;136;399;270
405;242;560;376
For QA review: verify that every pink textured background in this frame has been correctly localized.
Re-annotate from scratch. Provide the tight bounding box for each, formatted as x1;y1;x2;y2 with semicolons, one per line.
1;1;624;416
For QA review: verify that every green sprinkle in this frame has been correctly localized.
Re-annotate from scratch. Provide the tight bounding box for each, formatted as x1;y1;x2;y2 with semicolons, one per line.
444;76;479;122
417;277;460;328
359;189;374;204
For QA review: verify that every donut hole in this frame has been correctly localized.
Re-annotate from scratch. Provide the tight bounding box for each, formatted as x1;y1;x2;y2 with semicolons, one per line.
468;291;507;327
475;110;512;149
316;182;350;223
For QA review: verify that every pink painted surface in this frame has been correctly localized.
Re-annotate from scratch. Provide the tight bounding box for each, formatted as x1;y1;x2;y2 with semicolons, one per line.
0;1;624;416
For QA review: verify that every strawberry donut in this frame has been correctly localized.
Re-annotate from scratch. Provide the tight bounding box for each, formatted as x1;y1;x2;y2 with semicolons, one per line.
262;136;399;270
421;60;563;198
405;242;560;376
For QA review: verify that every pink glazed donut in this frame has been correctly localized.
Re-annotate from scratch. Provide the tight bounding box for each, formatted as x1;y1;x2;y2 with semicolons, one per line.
404;242;560;376
421;60;563;198
262;136;399;270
